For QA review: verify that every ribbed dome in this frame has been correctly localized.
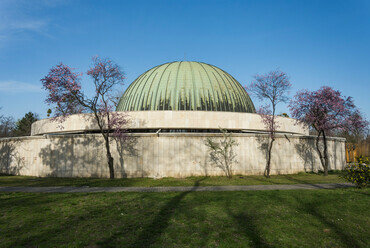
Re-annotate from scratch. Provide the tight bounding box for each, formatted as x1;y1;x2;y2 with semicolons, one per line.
116;61;255;113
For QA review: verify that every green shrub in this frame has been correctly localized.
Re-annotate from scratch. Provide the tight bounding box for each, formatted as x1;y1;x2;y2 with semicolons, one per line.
343;156;369;188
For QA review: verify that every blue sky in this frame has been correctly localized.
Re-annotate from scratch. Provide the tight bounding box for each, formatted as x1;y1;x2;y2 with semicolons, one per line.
0;0;369;120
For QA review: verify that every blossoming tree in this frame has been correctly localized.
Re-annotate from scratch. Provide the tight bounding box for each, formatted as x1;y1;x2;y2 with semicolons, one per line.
289;86;368;176
246;70;291;177
41;56;128;179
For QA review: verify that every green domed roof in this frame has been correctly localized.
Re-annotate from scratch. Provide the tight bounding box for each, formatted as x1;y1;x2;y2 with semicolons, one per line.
116;61;255;113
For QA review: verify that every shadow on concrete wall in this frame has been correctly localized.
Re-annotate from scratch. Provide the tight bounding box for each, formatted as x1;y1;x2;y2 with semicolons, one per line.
38;135;104;177
255;134;269;169
199;154;210;177
114;135;138;178
203;133;239;178
0;139;25;175
192;137;210;177
331;139;346;170
294;137;315;172
38;133;140;178
295;136;345;172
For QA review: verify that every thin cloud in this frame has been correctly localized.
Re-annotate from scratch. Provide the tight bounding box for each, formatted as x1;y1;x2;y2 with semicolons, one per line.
0;81;42;93
9;20;48;33
0;0;60;44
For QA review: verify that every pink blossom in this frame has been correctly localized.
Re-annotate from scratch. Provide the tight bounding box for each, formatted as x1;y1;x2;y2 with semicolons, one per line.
246;69;291;177
289;86;368;176
289;86;367;135
41;56;128;179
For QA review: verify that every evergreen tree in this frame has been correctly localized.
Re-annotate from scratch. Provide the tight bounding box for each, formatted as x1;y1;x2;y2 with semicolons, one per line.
13;112;39;136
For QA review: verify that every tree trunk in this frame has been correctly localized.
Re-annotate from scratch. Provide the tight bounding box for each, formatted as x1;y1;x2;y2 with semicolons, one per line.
264;138;275;178
108;154;114;179
226;162;232;179
322;131;329;176
315;131;329;176
103;135;115;179
264;105;276;178
223;145;232;179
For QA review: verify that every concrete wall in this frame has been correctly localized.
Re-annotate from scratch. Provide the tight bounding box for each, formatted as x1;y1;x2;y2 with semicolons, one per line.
31;111;309;136
0;133;345;178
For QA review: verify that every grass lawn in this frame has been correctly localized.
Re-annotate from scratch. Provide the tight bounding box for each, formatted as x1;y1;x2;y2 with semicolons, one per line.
0;171;347;187
0;188;369;247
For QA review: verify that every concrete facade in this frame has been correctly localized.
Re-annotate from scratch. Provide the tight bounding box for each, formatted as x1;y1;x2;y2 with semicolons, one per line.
3;58;346;179
31;111;309;136
0;133;345;178
1;111;345;178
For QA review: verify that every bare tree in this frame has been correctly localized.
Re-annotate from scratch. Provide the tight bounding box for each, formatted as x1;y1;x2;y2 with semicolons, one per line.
205;128;238;178
111;89;126;107
246;70;291;177
0;109;15;138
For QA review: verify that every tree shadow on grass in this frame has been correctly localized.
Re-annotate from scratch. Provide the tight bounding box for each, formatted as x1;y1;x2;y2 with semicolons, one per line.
0;192;69;207
0;193;92;247
242;172;341;187
269;191;363;248
244;175;288;185
98;177;207;248
243;174;312;186
273;175;326;187
1;192;160;248
350;189;370;197
226;200;275;248
277;171;344;188
298;200;361;247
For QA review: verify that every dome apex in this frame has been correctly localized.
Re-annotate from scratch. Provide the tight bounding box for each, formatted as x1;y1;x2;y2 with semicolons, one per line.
116;61;255;113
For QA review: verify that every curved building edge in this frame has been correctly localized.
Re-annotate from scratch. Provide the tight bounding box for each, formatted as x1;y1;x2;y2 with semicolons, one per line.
116;61;256;113
31;111;309;136
0;132;345;178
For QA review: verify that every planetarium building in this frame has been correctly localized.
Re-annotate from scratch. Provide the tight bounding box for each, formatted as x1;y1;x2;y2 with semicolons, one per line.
1;62;346;178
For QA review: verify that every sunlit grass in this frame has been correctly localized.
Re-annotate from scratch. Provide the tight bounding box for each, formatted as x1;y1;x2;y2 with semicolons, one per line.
0;171;346;187
0;188;368;247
